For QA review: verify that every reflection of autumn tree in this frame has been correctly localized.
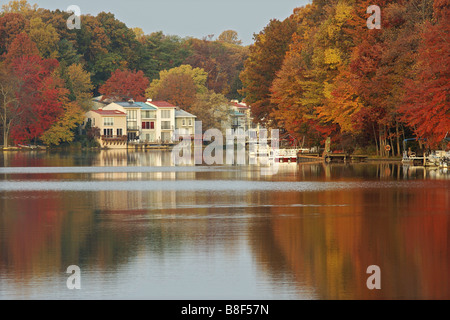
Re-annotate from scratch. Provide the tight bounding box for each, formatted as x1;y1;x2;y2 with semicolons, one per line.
248;176;450;299
0;187;246;282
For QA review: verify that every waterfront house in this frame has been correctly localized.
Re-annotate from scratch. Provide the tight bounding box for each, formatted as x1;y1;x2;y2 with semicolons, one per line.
111;101;144;142
136;102;157;143
87;99;197;146
84;108;127;148
175;107;197;135
146;100;177;144
228;101;254;132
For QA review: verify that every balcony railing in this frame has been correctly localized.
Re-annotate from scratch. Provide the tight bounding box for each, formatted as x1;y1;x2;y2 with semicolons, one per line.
127;125;139;131
101;135;128;142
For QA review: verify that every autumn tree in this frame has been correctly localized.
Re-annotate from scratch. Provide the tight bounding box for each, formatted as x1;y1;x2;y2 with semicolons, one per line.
217;30;242;45
8;55;67;144
40;101;84;146
39;63;93;146
190;90;229;132
99;68;149;102
64;63;94;111
147;64;208;100
152;73;197;109
399;1;450;148
1;0;37;13
185;38;248;99
27;16;60;59
2;32;39;64
239;16;297;126
0;13;29;55
136;31;192;81
0;62;19;146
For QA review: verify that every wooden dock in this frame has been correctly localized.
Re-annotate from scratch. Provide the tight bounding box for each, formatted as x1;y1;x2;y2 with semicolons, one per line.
297;153;322;162
324;153;348;163
128;142;175;150
350;155;368;162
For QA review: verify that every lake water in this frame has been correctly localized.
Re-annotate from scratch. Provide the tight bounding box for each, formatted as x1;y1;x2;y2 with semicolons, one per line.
0;150;449;300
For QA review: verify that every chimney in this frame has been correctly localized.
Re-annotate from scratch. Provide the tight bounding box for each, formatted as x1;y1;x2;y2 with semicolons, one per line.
147;98;152;102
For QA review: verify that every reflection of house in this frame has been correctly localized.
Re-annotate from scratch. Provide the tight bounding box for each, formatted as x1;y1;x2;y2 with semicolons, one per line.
84;109;127;148
175;108;196;135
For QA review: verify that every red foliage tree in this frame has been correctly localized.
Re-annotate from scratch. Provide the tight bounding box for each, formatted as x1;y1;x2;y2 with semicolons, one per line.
399;6;450;148
9;55;67;144
99;69;150;102
2;32;39;64
0;13;30;56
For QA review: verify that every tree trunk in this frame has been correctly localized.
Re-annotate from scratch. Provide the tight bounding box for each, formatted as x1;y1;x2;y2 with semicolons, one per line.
396;120;401;157
388;125;394;158
379;125;384;157
372;123;379;156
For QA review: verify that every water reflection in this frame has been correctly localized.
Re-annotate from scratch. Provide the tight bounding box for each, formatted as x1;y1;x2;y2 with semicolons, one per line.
0;150;449;299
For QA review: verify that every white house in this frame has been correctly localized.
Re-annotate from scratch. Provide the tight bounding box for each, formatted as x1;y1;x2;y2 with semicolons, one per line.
145;100;177;143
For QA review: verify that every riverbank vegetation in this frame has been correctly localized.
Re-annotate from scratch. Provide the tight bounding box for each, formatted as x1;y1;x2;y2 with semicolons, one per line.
0;0;248;147
240;0;449;155
0;0;448;155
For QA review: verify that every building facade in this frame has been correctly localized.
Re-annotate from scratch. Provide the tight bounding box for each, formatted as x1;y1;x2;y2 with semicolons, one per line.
84;109;127;148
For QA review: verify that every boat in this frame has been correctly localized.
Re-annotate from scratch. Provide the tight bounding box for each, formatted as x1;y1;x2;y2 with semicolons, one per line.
18;144;46;150
402;151;425;165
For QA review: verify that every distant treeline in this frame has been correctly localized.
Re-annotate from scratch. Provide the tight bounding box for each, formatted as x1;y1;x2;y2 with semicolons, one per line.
0;0;248;146
240;0;449;154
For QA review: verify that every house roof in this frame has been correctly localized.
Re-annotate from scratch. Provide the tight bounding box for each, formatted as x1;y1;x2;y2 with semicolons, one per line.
175;109;197;118
92;109;126;116
115;101;143;109
230;101;249;109
135;102;157;110
232;110;245;116
147;101;177;108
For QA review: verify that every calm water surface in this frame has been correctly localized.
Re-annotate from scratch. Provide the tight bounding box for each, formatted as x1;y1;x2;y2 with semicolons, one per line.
0;150;449;299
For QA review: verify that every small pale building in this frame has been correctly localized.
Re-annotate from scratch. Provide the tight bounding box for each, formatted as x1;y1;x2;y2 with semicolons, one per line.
84;109;127;148
175;108;197;135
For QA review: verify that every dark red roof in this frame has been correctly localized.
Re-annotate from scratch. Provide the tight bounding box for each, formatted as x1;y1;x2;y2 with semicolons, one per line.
92;109;126;116
231;102;249;109
147;101;177;108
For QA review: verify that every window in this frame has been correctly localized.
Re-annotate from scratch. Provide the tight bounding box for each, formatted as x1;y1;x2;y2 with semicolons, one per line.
104;117;114;126
188;119;192;126
117;129;122;136
161;121;171;130
127;110;137;120
103;128;113;136
161;110;171;119
182;119;186;126
142;122;155;130
161;132;171;142
142;110;156;119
